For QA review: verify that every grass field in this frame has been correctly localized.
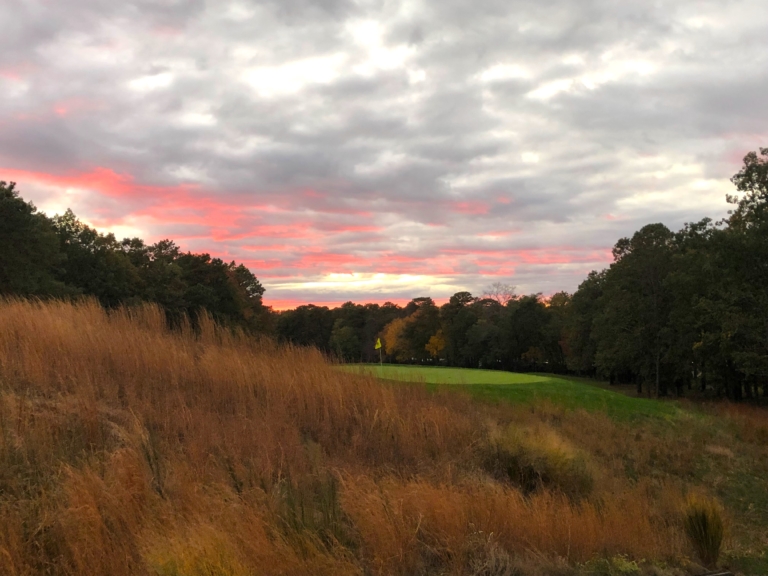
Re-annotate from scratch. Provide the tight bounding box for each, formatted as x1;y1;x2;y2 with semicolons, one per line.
2;300;767;575
340;363;768;574
341;364;681;419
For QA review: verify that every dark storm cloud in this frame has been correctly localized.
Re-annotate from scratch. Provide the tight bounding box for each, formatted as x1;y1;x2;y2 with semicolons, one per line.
2;0;766;305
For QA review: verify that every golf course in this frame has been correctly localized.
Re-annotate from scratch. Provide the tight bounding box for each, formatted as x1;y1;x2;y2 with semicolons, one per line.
338;363;768;575
340;364;681;420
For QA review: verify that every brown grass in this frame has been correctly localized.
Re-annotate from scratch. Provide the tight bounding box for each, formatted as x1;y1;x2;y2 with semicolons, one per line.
0;299;707;575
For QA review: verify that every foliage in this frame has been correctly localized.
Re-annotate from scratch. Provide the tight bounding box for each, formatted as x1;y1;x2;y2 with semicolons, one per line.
480;425;594;500
562;149;768;400
683;495;725;568
329;319;361;361
425;328;446;358
0;184;269;332
0;181;69;296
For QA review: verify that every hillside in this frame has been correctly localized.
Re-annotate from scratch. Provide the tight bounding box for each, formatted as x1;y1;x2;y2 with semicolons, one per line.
0;299;766;575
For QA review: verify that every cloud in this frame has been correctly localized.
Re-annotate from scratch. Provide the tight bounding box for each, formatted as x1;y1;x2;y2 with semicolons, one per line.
2;0;766;306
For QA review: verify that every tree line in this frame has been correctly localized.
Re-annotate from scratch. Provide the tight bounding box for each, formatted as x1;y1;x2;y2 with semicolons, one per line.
2;148;767;399
279;150;768;400
0;181;270;331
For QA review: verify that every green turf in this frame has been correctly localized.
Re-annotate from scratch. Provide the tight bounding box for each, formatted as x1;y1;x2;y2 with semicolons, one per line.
341;364;681;420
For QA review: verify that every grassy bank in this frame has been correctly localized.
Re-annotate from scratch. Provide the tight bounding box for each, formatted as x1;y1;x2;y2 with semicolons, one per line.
0;300;766;575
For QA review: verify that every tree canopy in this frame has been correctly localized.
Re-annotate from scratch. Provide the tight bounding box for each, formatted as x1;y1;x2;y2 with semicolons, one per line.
0;183;269;332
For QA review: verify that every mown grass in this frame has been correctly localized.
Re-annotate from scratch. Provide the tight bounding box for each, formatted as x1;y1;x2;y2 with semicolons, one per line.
341;365;680;420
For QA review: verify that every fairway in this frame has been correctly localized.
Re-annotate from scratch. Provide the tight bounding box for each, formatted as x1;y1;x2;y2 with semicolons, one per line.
342;364;551;385
342;364;681;419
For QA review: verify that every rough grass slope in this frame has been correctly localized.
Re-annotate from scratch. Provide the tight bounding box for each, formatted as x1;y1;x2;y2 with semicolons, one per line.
0;299;757;575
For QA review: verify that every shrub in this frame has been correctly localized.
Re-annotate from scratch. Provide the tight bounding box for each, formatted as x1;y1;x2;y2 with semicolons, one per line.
480;426;594;500
683;496;724;568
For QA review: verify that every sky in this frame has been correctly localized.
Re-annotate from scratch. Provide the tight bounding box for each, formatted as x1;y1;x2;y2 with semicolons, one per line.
2;1;767;309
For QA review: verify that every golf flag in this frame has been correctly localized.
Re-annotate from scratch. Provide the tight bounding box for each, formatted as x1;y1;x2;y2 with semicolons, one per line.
375;338;382;350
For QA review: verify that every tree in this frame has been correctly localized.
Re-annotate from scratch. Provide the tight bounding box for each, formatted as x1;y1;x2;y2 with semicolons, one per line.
440;292;480;366
504;295;551;371
359;302;403;361
482;282;516;305
593;224;675;396
728;147;768;226
0;184;271;332
276;305;334;350
329;319;361;361
382;316;412;362
51;209;143;306
562;272;604;375
465;320;503;368
0;182;68;296
401;298;441;363
425;330;446;359
542;291;570;373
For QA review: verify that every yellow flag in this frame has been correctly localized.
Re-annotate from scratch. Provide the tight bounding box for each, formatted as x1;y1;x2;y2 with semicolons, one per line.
375;338;382;350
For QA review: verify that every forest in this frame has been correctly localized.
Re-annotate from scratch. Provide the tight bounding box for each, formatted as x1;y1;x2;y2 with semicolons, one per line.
2;148;767;401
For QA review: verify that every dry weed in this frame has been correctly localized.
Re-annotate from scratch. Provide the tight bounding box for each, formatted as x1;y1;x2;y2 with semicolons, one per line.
0;299;696;574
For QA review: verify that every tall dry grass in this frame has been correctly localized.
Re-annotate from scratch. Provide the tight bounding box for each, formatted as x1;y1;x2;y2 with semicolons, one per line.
0;298;692;575
682;495;725;568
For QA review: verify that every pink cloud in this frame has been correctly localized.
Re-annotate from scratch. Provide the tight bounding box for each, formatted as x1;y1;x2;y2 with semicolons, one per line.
1;166;199;201
440;246;612;267
265;296;448;311
0;63;36;81
51;97;102;118
240;244;297;252
447;200;490;215
1;166;615;301
293;252;369;271
313;224;383;233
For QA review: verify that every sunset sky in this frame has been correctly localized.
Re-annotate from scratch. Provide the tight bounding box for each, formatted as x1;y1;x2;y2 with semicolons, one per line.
2;0;767;308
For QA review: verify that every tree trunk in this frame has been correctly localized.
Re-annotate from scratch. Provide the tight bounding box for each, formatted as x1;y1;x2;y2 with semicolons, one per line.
655;350;661;399
689;362;695;390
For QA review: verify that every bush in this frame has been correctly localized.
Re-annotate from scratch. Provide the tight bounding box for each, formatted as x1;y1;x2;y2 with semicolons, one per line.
480;426;594;500
683;496;724;568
